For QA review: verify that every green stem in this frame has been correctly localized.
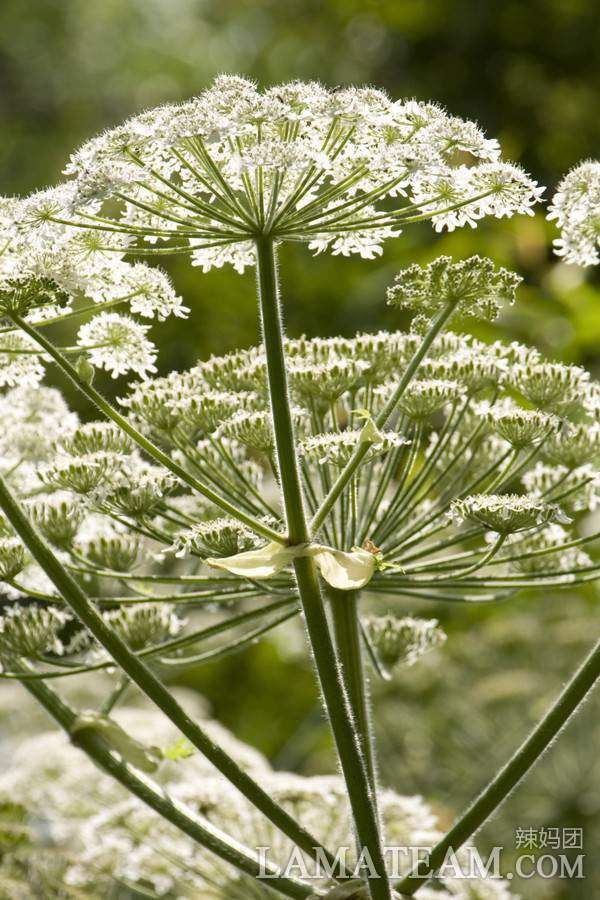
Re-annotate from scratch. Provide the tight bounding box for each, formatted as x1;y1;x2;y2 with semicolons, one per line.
310;300;457;535
255;236;391;900
396;637;600;895
9;313;283;546
17;669;315;900
0;472;332;869
329;589;378;793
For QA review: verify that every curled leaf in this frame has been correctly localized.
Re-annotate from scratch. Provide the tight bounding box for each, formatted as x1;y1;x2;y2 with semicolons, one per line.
207;540;378;591
206;541;304;578
71;712;162;773
310;545;376;590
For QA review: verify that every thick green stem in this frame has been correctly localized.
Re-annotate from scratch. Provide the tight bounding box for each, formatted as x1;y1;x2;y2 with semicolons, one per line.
18;669;315;900
0;473;331;868
396;637;600;895
329;589;378;794
255;236;391;900
9;313;283;546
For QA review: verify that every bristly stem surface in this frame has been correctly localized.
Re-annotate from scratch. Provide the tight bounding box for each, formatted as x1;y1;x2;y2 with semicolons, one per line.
255;235;391;900
329;588;378;793
18;666;316;900
396;637;600;895
10;313;283;546
0;472;334;870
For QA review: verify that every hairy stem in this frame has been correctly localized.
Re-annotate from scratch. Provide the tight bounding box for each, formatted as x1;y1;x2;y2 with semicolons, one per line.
18;667;315;900
396;637;600;895
0;472;333;868
255;236;391;900
329;589;378;793
10;313;283;545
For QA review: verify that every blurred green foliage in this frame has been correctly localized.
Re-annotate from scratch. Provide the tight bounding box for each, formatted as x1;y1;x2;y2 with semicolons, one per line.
1;3;599;897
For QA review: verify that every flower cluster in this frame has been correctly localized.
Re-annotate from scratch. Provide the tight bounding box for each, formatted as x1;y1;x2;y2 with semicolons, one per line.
387;255;521;320
363;614;446;672
0;79;598;900
548;160;600;266
0;258;598;680
13;77;544;270
0;190;187;384
76;311;158;378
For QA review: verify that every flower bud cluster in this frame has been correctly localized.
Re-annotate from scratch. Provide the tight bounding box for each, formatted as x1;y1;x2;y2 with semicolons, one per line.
0;258;599;682
363;614;446;671
387;255;521;320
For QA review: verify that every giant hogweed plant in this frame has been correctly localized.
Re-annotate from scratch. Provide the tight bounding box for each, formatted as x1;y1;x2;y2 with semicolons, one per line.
0;77;598;898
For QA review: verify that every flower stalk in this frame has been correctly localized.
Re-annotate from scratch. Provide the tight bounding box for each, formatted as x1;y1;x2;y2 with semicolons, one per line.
255;235;391;900
17;665;316;900
396;637;600;895
329;588;378;794
0;470;335;870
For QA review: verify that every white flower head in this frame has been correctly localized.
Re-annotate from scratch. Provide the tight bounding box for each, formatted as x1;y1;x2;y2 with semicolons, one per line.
77;312;157;378
548;160;600;266
363;614;446;671
507;525;592;576
0;605;70;660
172;517;258;558
449;493;569;534
0;538;27;582
396;378;464;419
486;399;559;449
301;430;409;467
0;333;45;388
13;77;542;274
28;493;85;550
101;603;184;651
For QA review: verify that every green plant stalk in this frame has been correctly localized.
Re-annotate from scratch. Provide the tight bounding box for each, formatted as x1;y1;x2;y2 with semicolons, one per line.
9;313;283;546
310;300;458;535
255;236;391;900
0;472;333;869
329;589;378;794
17;667;315;900
396;637;600;895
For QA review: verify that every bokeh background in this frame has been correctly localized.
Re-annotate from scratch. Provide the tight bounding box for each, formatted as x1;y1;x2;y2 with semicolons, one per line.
1;2;599;897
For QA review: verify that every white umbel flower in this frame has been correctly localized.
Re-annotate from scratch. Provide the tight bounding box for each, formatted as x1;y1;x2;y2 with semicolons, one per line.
548;160;600;266
363;614;446;671
0;332;45;388
172;517;258;558
449;494;568;534
101;604;184;651
300;431;409;466
14;77;544;272
0;605;69;660
77;312;157;378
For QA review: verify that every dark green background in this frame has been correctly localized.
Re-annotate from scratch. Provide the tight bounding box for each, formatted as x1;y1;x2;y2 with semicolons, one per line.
1;3;599;897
